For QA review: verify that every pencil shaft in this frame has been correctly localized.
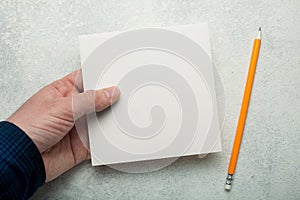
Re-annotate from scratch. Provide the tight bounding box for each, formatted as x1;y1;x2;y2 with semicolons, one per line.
228;38;261;174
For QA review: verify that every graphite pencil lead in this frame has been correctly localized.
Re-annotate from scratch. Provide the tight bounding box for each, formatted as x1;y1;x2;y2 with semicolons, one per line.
257;28;262;39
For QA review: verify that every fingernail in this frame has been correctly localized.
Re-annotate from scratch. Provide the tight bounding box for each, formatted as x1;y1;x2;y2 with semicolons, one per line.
104;86;120;101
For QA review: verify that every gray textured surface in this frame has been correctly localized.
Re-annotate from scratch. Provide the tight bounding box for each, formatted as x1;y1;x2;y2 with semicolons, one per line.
0;0;300;199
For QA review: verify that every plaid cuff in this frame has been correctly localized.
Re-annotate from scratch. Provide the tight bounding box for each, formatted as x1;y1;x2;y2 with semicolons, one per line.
0;121;45;199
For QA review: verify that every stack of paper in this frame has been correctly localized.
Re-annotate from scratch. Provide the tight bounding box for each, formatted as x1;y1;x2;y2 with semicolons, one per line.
79;24;222;166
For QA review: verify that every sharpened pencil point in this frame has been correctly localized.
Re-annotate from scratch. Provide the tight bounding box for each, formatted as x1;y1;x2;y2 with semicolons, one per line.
257;27;262;39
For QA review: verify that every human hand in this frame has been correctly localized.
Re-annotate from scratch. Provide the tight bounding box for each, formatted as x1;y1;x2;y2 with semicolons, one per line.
7;70;120;182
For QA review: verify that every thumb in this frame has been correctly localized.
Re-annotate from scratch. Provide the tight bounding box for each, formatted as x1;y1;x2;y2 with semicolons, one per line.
72;86;120;120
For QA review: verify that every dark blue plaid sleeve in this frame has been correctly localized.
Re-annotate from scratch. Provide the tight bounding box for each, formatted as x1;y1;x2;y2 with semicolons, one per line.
0;121;45;200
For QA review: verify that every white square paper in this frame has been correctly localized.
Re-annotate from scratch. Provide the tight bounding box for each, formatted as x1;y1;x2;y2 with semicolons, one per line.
79;24;222;166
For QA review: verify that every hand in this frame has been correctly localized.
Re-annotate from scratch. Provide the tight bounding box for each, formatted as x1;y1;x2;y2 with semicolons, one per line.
7;70;120;182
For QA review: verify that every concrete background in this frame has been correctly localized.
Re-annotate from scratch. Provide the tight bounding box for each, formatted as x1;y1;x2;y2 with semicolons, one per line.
1;0;299;199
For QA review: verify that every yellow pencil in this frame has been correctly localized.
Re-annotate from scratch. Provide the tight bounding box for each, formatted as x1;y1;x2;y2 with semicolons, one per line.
225;27;262;191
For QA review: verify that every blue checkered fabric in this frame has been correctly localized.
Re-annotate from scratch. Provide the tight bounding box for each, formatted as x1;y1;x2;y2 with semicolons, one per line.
0;121;45;200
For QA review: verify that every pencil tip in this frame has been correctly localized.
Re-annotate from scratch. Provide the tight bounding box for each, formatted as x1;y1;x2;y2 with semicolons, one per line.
257;27;262;39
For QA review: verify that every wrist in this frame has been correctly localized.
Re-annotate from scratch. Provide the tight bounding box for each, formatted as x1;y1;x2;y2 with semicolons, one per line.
7;117;44;153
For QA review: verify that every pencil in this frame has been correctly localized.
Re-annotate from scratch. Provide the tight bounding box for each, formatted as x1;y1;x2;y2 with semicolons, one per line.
225;27;262;191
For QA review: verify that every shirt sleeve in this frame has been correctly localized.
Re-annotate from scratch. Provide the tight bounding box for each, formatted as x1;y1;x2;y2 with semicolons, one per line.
0;121;45;200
